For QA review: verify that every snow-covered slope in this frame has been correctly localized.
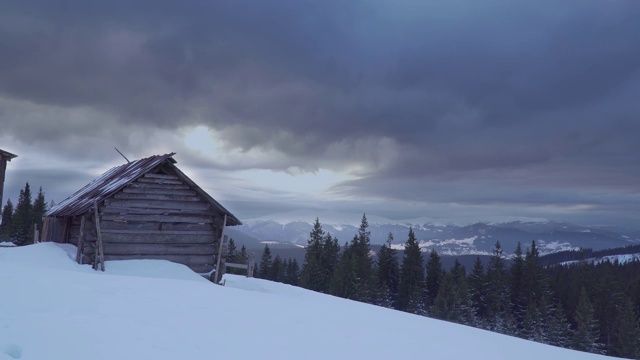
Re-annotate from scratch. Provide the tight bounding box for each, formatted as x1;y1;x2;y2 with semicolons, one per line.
561;253;640;266
0;243;611;360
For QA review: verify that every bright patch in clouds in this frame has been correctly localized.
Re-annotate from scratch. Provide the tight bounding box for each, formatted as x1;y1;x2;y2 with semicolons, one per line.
183;125;220;155
238;168;354;196
182;125;356;197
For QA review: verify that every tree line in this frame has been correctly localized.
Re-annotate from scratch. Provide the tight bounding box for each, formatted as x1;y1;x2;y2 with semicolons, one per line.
255;214;640;359
0;183;48;245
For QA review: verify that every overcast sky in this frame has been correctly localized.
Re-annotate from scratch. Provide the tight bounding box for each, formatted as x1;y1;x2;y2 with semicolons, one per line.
1;0;639;227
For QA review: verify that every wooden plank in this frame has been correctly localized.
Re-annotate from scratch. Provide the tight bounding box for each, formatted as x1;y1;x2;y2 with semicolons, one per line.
136;177;184;185
128;182;190;190
94;201;105;271
33;224;39;244
121;187;196;196
101;232;214;244
84;243;216;256
144;173;180;180
99;221;159;231
102;254;214;264
101;229;215;236
100;206;212;217
101;214;213;224
99;221;214;232
41;217;50;242
225;263;249;269
113;192;202;202
75;216;86;264
214;214;228;284
104;199;210;211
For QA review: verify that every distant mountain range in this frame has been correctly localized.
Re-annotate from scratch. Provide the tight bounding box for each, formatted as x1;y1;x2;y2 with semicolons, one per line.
229;210;640;257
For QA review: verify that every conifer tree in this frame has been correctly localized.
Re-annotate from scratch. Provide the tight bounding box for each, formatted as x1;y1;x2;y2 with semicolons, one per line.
271;255;284;282
612;298;640;359
485;241;511;333
0;199;13;242
546;301;572;348
377;232;400;308
225;238;238;263
238;245;248;264
432;260;474;325
350;214;374;302
510;242;525;327
425;249;444;309
572;287;601;353
11;183;33;246
321;232;340;290
31;186;47;240
468;256;487;325
398;227;424;312
300;218;327;292
284;258;300;286
330;242;356;299
259;245;273;280
521;240;553;340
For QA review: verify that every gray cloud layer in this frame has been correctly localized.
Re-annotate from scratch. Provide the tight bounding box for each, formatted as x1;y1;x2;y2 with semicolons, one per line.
1;0;639;225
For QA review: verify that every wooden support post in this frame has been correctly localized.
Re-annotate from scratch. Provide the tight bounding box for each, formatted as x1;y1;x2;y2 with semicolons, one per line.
75;215;86;264
214;214;227;284
33;224;39;244
41;217;50;242
247;252;255;278
93;201;105;271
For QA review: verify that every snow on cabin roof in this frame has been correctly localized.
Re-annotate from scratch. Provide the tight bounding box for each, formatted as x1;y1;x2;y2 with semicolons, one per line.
45;153;241;225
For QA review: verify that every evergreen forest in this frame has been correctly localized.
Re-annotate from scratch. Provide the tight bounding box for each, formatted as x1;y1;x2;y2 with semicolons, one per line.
256;215;640;359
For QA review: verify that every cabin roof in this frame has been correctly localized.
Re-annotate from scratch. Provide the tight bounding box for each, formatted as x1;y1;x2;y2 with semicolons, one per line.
46;153;241;225
0;149;17;160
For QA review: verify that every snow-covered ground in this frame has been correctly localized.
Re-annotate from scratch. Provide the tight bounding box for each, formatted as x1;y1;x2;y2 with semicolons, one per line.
0;243;610;360
561;253;640;266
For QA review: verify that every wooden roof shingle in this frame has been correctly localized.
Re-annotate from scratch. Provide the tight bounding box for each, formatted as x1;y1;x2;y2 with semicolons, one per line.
46;153;241;225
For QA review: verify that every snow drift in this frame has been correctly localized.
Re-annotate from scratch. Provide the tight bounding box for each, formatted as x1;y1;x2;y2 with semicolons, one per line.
0;243;610;360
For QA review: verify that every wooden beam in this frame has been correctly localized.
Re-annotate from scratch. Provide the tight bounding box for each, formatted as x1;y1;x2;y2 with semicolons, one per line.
112;193;202;202
100;214;214;224
83;243;216;256
75;215;86;264
225;263;249;269
104;199;210;210
128;182;190;190
121;187;196;196
93;201;105;271
100;206;212;217
98;232;214;244
33;224;39;244
101;254;215;264
100;229;215;236
143;173;180;180
214;214;227;284
99;221;213;232
136;177;184;185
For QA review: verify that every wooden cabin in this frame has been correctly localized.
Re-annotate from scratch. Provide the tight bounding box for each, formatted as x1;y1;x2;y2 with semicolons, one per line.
0;149;18;209
42;153;241;275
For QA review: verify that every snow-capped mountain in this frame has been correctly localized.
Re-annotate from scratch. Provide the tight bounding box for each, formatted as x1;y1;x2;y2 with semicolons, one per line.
235;211;640;256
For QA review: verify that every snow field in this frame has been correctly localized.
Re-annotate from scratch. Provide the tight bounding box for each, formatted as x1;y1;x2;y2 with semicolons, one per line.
0;243;610;360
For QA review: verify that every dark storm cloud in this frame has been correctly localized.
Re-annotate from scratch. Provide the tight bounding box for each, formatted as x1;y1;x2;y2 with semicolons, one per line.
1;0;639;224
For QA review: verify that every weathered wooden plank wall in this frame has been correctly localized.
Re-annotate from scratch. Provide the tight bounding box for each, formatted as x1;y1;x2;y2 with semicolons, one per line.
73;172;221;272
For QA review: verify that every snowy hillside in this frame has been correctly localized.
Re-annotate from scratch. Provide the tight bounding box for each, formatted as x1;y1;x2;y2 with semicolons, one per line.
0;243;611;360
561;253;640;266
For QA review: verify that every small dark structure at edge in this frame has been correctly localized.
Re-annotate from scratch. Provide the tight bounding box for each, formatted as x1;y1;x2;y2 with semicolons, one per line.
42;153;241;281
0;149;18;210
